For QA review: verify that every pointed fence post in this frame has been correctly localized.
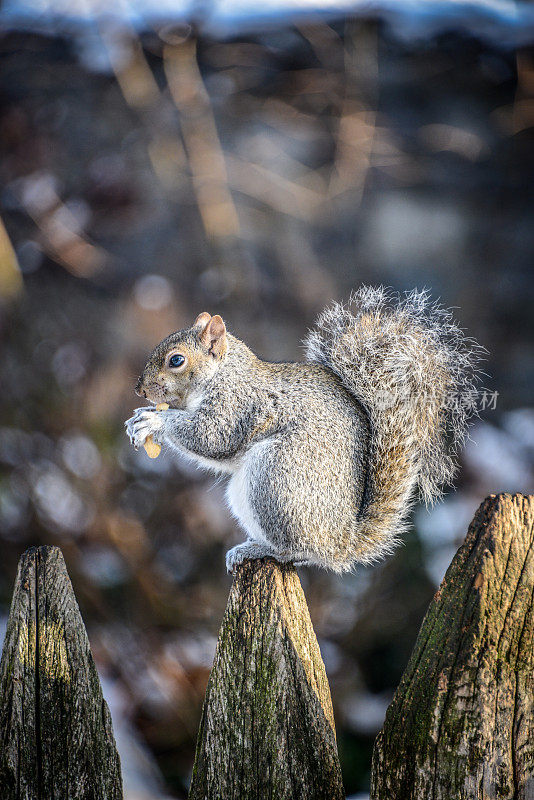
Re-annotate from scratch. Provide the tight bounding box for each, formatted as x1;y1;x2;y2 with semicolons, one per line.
371;493;534;800
0;545;123;800
189;558;344;800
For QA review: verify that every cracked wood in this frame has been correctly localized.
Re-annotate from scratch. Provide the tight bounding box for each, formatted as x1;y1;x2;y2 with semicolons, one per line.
189;558;344;800
0;546;123;800
371;493;534;800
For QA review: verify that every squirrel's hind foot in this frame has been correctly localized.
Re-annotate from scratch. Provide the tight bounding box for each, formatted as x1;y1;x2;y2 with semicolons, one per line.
225;542;288;573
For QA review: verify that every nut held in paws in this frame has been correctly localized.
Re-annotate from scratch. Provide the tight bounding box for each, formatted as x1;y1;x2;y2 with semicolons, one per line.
143;403;169;458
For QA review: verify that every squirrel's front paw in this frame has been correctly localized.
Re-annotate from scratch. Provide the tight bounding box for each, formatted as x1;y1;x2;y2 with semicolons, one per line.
125;407;167;450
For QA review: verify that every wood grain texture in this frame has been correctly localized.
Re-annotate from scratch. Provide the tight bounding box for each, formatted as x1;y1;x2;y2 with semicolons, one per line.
189;558;344;800
0;546;123;800
371;493;534;800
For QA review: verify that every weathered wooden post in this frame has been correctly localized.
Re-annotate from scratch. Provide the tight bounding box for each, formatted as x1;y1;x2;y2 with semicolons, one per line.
371;493;534;800
0;545;123;800
189;558;344;800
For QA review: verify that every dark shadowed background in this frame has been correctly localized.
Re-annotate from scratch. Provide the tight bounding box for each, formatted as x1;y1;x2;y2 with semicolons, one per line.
0;3;533;797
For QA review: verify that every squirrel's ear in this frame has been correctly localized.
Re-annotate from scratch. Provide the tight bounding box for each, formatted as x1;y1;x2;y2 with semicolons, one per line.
200;314;227;358
192;312;212;330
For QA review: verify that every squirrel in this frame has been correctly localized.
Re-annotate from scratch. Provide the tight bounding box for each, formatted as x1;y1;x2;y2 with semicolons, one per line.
125;286;483;573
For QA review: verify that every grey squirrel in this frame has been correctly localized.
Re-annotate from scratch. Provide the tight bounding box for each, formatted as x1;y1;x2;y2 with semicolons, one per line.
125;286;483;572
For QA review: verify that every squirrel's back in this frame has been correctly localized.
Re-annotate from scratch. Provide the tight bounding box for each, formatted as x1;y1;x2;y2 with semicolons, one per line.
304;286;484;566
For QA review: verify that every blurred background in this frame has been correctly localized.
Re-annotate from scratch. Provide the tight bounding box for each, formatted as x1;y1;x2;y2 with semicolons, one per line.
1;1;534;797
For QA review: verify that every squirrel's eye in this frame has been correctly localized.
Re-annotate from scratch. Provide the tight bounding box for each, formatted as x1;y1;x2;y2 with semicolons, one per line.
169;353;185;369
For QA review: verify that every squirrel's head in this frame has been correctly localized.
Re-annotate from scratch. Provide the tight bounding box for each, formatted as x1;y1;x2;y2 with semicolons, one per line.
135;312;227;408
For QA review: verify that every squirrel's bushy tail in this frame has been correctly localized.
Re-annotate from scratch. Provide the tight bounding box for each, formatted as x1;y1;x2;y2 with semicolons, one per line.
304;286;484;566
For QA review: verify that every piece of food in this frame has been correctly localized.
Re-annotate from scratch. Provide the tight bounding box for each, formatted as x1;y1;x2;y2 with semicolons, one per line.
143;403;169;458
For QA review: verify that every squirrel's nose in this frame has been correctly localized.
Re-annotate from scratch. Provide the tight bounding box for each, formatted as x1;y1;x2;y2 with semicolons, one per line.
135;378;146;398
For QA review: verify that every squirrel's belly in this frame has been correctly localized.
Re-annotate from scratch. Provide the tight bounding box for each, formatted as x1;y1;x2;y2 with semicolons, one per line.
225;441;272;546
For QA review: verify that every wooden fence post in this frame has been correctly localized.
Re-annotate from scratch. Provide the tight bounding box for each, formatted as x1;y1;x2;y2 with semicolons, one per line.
371;493;534;800
0;545;123;800
189;557;344;800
